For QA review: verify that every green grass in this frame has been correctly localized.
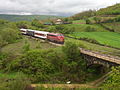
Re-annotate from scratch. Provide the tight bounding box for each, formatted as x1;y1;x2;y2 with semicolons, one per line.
66;37;120;57
103;22;120;32
63;24;108;32
1;36;57;55
0;72;19;79
68;32;120;49
72;19;86;24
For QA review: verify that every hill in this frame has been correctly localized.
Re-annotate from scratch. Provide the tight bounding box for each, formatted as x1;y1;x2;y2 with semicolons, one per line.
0;14;63;21
97;3;120;15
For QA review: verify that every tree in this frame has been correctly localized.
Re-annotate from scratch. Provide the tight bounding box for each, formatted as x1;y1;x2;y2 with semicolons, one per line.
55;25;75;34
31;19;45;28
16;21;30;29
93;17;101;24
86;19;91;24
62;41;80;61
62;41;86;82
1;28;20;44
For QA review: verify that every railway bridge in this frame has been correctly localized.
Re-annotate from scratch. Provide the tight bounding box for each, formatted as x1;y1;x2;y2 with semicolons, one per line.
80;48;120;68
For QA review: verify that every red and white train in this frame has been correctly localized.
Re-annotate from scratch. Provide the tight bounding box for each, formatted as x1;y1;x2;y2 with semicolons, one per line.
20;29;64;44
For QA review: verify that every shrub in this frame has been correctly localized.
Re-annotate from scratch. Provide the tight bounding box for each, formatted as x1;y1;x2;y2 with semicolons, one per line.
0;53;9;70
103;66;120;88
62;41;86;82
9;49;55;82
86;19;91;24
0;28;20;44
55;25;75;34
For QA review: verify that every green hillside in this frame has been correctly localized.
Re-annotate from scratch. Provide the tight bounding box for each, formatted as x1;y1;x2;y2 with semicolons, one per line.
68;32;120;49
0;14;63;21
97;3;120;15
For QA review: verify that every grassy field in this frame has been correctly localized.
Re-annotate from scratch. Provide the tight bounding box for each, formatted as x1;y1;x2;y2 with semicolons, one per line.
66;37;120;57
68;32;120;49
64;24;108;32
72;20;86;24
1;36;57;55
102;22;120;32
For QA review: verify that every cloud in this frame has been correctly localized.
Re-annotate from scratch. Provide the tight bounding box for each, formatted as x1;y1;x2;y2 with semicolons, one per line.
0;0;120;16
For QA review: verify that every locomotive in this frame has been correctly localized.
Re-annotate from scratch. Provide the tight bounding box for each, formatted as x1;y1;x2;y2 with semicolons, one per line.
20;29;64;44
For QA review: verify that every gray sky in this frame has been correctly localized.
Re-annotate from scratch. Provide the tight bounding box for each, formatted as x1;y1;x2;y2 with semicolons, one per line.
0;0;120;16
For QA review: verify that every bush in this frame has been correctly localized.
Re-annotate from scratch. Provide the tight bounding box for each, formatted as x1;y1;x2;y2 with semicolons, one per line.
62;41;86;82
62;41;80;61
9;49;55;82
0;28;20;44
55;25;75;34
86;19;91;24
103;66;120;88
0;53;9;70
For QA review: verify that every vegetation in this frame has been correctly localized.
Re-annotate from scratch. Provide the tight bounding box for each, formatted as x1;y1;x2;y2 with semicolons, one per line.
1;3;120;89
68;32;120;49
62;24;108;32
0;72;31;90
71;10;96;20
0;20;21;49
66;38;120;57
3;42;88;83
0;14;63;21
97;3;120;15
102;22;120;32
103;66;120;88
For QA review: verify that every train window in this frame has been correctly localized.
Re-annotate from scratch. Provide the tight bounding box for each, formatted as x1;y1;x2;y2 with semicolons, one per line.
48;34;56;37
35;33;45;36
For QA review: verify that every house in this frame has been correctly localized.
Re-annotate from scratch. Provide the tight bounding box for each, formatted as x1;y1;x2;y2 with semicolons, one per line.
55;19;63;25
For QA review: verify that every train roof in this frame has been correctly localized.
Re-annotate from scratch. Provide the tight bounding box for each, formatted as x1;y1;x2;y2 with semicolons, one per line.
27;29;35;32
20;28;50;34
48;33;63;36
20;28;27;31
34;30;49;34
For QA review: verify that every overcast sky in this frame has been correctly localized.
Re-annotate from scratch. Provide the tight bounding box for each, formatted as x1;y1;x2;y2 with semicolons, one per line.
0;0;120;16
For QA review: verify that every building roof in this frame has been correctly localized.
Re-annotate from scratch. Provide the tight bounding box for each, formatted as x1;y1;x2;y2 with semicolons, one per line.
56;19;62;22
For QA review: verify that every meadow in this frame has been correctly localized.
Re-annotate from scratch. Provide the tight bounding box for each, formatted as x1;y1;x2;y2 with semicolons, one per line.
102;22;120;32
63;24;108;32
68;32;120;49
1;36;57;55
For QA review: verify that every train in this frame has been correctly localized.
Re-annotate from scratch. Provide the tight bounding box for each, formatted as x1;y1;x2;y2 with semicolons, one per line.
20;29;65;44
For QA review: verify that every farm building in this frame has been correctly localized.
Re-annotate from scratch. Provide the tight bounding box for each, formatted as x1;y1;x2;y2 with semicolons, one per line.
55;19;63;25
